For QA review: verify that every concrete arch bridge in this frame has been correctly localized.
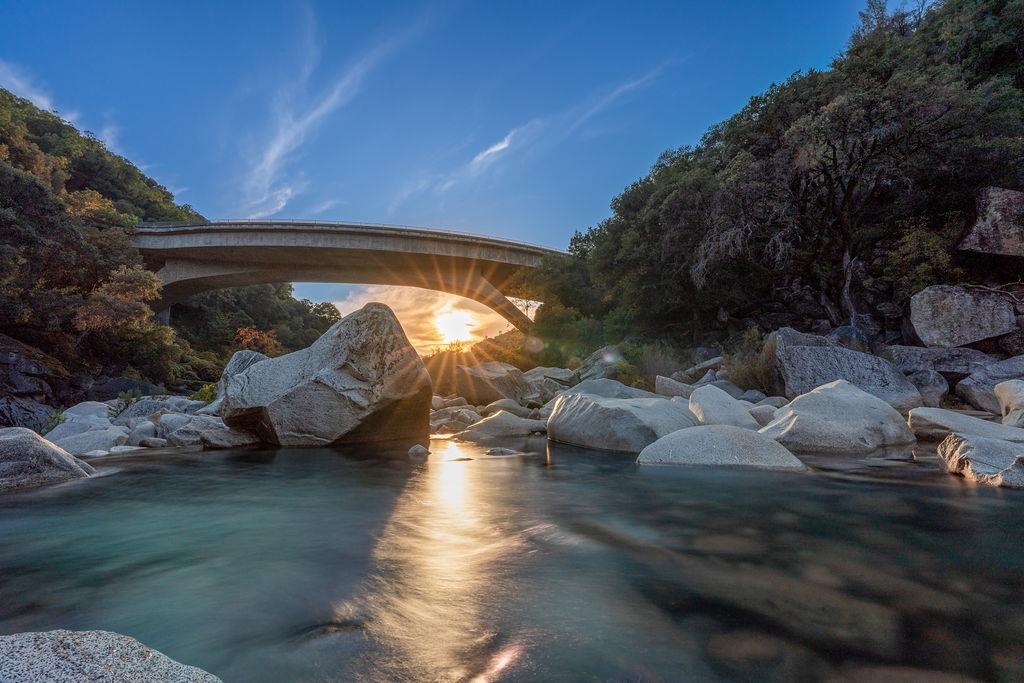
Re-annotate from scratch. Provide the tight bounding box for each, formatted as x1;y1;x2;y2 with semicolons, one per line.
135;220;564;330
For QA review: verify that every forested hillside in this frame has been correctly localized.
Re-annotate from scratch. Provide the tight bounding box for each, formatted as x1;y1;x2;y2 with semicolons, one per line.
531;0;1024;358
0;87;338;391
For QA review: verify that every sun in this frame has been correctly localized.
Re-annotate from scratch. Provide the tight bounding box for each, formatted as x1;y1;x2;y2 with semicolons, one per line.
435;308;476;344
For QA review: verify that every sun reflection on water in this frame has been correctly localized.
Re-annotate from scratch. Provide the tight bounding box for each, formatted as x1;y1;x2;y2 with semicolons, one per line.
351;440;527;681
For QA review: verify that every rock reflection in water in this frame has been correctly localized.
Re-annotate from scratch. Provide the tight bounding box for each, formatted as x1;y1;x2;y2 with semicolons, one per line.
354;441;527;682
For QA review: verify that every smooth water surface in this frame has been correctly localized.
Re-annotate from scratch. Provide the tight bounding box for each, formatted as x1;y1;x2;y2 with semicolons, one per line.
1;439;1023;681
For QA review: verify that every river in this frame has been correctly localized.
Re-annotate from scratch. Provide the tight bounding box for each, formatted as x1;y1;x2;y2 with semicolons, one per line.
0;439;1022;681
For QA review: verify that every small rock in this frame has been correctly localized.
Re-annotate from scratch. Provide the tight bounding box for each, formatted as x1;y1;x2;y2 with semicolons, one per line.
738;389;768;403
485;447;519;455
453;411;547;443
199;425;261;449
995;379;1024;427
547;394;696;453
109;445;144;453
749;404;778;427
408;444;430;457
480;398;532;418
431;395;445;410
938;432;1024;489
62;401;111;420
139;437;168;448
758;396;789;408
443;396;469;408
956;354;1024;413
907;369;948;408
128;420;157;446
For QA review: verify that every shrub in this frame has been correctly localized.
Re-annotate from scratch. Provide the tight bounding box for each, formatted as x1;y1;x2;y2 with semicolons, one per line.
35;411;64;436
722;327;776;394
189;382;217;403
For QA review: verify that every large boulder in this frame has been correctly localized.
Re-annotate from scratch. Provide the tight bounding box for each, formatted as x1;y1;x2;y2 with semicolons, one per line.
958;187;1024;258
562;378;660;400
53;426;129;456
910;285;1016;348
772;344;922;414
453;362;531;405
956;354;1024;413
547;393;697;453
881;345;1002;380
0;396;54;430
995;380;1024;427
0;629;221;682
688;385;760;430
0;427;94;491
637;425;806;471
199;424;261;449
907;407;1024;442
453;411;547;443
577;345;625;381
759;380;915;454
937;433;1024;489
198;349;269;415
63;401;111;420
222;303;432;446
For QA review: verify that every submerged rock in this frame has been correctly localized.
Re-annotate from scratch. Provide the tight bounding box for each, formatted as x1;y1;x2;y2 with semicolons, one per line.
408;444;430;457
689;385;760;430
938;433;1024;489
0;428;93;491
547;393;696;453
910;285;1016;348
637;425;806;471
759;380;915;454
222;303;431;446
907;407;1024;442
0;629;221;682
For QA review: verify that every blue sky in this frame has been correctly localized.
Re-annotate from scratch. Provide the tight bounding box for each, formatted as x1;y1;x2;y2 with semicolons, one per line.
2;0;866;348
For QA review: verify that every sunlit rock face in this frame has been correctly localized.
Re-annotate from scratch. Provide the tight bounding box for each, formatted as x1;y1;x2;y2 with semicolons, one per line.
221;303;431;446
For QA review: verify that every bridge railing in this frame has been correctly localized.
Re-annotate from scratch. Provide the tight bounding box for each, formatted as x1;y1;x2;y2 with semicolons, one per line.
136;219;565;254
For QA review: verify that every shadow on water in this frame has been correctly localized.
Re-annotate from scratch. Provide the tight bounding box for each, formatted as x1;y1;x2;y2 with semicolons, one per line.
1;438;1024;680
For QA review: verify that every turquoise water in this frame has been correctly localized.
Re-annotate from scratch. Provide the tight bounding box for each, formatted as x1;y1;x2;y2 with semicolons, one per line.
1;439;1023;681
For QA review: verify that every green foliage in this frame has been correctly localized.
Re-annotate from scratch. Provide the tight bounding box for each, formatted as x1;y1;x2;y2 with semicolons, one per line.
0;86;338;387
534;0;1024;345
35;411;64;436
189;383;217;403
723;327;775;395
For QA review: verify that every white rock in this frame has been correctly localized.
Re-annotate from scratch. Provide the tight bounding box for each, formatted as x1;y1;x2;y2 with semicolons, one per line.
910;284;1016;348
109;445;145;453
82;450;108;457
167;416;227;447
638;425;806;471
956;354;1024;413
937;433;1024;488
0;629;221;682
749;404;778;427
689;385;760;430
54;426;129;456
197;349;269;416
44;416;112;442
128;420;157;446
995;379;1024;427
222;303;432;446
155;412;192;438
0;428;93;491
547;394;697;453
759;380;915;454
453;362;531;405
907;407;1024;442
655;375;693;398
481;398;533;418
62;401;111;420
563;378;660;400
454;411;547;442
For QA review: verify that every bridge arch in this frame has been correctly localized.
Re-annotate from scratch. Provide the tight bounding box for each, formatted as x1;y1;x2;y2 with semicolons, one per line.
135;220;563;330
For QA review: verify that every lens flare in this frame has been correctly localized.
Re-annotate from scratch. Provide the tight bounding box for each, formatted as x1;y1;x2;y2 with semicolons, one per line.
435;308;475;343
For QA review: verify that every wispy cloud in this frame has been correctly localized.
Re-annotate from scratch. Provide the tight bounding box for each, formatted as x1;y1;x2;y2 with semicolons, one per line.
99;124;121;154
0;60;79;123
308;198;348;215
388;63;668;212
242;8;428;218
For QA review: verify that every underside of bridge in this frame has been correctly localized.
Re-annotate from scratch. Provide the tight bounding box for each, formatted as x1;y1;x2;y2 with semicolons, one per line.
136;222;562;331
